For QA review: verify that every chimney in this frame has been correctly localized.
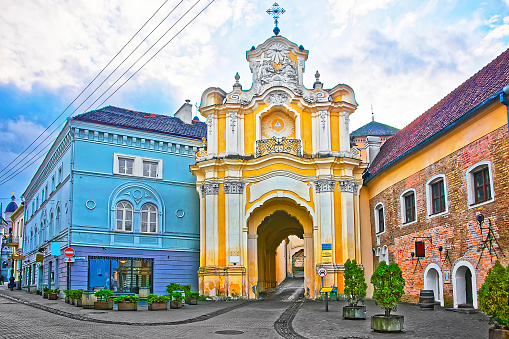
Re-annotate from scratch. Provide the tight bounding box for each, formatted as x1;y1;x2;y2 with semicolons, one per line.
366;136;382;164
175;99;193;125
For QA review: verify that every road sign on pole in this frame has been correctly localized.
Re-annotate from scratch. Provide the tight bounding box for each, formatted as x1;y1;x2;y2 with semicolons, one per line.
63;257;75;263
317;267;327;277
64;248;75;257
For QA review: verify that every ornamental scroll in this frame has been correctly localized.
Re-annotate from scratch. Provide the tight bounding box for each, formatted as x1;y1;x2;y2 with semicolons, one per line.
224;182;245;194
314;179;336;193
339;180;359;194
201;183;219;196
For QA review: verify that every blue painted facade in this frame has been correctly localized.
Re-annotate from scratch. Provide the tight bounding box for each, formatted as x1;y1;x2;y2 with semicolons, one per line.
21;104;205;295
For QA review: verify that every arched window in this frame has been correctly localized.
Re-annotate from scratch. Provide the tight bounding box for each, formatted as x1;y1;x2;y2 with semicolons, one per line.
116;201;133;232
374;203;385;234
56;205;61;232
141;203;158;233
49;210;54;239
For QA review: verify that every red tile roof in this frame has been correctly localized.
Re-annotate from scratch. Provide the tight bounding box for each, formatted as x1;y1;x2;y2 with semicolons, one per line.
367;48;509;179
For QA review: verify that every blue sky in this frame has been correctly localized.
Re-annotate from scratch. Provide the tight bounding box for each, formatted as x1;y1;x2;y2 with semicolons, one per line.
0;0;508;207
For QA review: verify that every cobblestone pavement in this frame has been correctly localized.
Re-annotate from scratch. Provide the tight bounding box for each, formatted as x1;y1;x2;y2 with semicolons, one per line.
0;282;492;339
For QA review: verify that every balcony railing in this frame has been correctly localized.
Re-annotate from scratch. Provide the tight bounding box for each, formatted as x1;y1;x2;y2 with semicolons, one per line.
5;236;20;247
256;137;302;157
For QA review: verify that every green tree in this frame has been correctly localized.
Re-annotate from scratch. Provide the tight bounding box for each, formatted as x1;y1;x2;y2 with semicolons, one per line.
344;259;367;307
370;262;405;316
478;261;509;330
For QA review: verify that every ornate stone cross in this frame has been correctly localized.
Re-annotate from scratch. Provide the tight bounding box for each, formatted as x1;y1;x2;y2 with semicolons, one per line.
266;2;285;36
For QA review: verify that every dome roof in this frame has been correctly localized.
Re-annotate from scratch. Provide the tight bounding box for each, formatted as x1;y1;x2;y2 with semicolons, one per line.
5;195;18;213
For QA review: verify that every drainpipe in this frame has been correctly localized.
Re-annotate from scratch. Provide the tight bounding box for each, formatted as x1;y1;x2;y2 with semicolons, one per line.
501;85;509;132
67;123;75;291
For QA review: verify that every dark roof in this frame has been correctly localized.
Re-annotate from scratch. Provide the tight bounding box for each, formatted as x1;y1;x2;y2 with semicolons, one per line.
368;48;509;177
351;120;399;137
73;106;207;141
5;195;17;213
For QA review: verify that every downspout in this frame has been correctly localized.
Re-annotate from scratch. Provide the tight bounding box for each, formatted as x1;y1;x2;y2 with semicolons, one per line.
500;85;509;131
67;122;75;291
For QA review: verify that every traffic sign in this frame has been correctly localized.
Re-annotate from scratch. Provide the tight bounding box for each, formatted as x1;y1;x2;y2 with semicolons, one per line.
64;248;75;257
63;257;75;263
317;267;327;277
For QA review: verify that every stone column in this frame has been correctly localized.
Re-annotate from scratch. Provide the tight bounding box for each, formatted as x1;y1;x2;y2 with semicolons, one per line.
338;111;350;152
303;233;315;299
206;115;217;155
314;179;336;262
247;234;258;298
202;183;219;266
224;182;245;263
339;179;358;261
318;110;331;154
226;112;239;155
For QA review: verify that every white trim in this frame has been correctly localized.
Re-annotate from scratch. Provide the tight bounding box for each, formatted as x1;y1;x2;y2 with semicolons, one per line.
426;174;449;218
113;153;163;179
400;188;417;226
255;102;301;146
374;202;386;235
466;161;495;208
244;192;316;223
423;263;444;307
452;260;478;309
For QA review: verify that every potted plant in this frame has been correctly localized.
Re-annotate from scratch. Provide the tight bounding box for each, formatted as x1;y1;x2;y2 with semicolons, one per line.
43;287;50;299
343;259;368;319
478;261;509;339
147;294;170;311
94;289;114;310
48;288;59;300
73;289;83;306
170;291;184;309
186;291;200;305
370;262;405;332
63;290;71;304
113;295;140;311
166;283;182;295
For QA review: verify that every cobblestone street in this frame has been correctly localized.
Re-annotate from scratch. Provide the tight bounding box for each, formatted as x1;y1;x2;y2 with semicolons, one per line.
0;279;491;339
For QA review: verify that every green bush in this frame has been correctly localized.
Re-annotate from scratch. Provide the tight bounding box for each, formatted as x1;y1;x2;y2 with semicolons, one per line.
171;291;184;302
370;262;405;316
43;287;50;293
166;283;181;294
94;289;114;302
187;291;200;299
146;294;170;303
478;261;509;330
113;295;140;304
63;290;71;297
344;259;367;307
50;288;60;295
181;284;192;294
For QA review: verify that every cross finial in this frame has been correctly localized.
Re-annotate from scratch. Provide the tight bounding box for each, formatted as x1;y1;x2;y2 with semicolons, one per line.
371;105;374;121
266;3;285;36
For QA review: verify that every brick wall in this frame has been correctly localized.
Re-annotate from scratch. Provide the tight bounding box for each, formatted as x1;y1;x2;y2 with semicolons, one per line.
369;125;509;305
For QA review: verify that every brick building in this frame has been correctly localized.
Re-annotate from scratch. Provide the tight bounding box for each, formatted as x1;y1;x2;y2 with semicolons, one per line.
360;48;509;308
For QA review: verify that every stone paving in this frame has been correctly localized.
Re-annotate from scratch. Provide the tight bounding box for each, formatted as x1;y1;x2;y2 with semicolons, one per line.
0;282;492;339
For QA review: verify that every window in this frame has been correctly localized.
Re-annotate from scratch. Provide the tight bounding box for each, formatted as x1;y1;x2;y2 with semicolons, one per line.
141;203;158;233
374;203;385;234
88;257;153;293
58;166;62;184
118;158;134;175
115;201;133;232
400;189;416;224
426;175;448;216
466;162;494;207
51;176;55;191
143;161;158;178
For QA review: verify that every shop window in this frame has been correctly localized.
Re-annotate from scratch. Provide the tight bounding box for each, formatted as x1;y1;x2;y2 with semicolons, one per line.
141;203;158;233
400;189;416;224
467;162;494;207
88;257;153;293
115;201;133;232
374;203;385;234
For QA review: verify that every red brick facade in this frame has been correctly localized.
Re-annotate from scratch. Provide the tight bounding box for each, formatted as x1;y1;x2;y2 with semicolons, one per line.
369;125;509;307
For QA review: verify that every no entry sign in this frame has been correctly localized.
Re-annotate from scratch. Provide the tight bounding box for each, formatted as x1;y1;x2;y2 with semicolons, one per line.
64;248;75;257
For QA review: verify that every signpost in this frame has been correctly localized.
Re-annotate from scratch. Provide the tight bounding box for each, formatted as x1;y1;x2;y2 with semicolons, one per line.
63;257;75;263
64;248;75;257
317;267;329;312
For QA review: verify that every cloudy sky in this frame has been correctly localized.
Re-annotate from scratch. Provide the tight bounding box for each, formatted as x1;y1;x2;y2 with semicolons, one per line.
0;0;508;206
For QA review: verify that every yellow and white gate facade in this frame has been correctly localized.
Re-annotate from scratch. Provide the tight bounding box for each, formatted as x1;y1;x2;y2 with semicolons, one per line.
191;34;367;299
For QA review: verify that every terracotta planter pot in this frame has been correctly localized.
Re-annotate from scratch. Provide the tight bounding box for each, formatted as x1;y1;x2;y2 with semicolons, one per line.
117;302;137;311
43;293;48;299
148;302;168;311
490;328;509;339
170;300;183;309
49;293;58;300
343;306;366;320
371;315;404;332
186;297;197;305
94;301;113;310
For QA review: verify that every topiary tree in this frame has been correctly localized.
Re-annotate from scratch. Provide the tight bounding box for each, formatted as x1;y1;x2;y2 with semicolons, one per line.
478;261;509;330
370;261;405;316
344;259;367;307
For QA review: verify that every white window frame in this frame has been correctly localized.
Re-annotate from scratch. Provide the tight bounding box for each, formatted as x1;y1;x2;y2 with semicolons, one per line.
400;188;417;226
426;174;449;218
374;202;386;235
115;201;134;232
142;160;159;178
113;153;163;179
466;161;495;208
140;203;158;233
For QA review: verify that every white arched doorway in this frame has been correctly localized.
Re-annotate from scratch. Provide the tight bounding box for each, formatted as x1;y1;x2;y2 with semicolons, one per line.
452;261;477;309
423;263;444;307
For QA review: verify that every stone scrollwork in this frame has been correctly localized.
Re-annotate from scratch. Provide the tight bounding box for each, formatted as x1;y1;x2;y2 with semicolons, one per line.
339;180;359;194
266;91;289;106
303;91;317;104
201;183;219;196
319;111;328;131
224;181;245;194
314;179;336;193
229;112;237;133
207;116;214;135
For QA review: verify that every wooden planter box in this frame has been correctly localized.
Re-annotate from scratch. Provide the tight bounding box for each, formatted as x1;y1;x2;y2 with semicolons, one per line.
74;298;82;306
170;300;183;309
343;306;366;319
186;297;197;305
82;291;97;309
43;293;48;299
490;328;509;339
371;315;404;332
94;301;113;310
117;302;137;311
49;293;58;300
148;302;168;311
65;296;70;304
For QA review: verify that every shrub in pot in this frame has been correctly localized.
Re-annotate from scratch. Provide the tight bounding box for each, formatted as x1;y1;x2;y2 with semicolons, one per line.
94;289;114;310
63;290;71;304
147;294;170;311
113;295;140;311
73;289;84;306
478;261;509;339
370;262;405;332
186;291;200;305
43;287;50;299
49;288;59;300
170;291;184;309
166;283;182;295
343;259;368;320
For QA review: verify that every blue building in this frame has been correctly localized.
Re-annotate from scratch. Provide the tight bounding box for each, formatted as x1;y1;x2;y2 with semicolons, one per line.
21;102;206;295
